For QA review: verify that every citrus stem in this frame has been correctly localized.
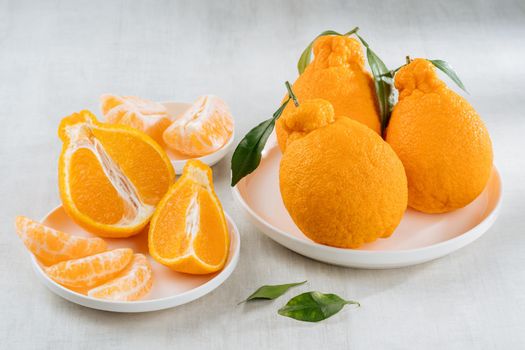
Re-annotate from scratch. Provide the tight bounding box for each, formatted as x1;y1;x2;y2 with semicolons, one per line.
344;26;359;36
406;55;412;64
285;81;299;107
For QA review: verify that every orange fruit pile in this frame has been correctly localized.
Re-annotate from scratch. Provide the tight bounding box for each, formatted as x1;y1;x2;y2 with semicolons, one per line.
163;95;234;156
386;59;493;213
100;94;172;145
277;35;380;139
58;111;175;238
15;217;153;300
279;99;407;248
149;160;230;274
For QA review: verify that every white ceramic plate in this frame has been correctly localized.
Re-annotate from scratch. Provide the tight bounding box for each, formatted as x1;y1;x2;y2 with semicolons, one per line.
232;134;502;269
31;205;240;312
162;102;235;174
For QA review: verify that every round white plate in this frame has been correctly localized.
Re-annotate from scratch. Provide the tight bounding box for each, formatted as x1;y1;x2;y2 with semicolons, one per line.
31;205;240;312
232;135;502;269
162;102;235;174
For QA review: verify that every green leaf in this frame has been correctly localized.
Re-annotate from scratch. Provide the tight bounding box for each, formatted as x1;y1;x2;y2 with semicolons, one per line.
230;99;290;186
240;281;307;303
429;59;468;93
297;27;359;74
278;291;360;322
356;34;394;134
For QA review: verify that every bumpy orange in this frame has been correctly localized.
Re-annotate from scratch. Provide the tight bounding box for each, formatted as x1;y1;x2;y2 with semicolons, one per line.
276;35;380;152
279;99;407;248
58;111;175;237
386;59;493;213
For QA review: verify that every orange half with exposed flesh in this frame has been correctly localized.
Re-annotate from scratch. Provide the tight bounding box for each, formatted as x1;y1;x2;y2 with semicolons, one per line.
58;111;175;238
148;160;229;274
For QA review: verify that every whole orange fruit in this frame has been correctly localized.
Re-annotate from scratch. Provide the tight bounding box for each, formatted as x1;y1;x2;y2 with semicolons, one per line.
279;100;407;248
386;59;493;213
276;35;380;152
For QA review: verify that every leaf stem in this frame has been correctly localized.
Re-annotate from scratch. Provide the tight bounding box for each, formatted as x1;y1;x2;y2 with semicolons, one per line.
285;81;299;107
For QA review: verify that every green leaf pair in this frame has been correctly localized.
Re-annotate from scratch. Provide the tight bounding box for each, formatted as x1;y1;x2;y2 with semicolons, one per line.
240;281;359;323
278;291;360;323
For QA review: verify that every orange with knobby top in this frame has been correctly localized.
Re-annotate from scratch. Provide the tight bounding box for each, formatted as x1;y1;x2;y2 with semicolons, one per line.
276;35;380;152
386;58;493;213
279;99;407;248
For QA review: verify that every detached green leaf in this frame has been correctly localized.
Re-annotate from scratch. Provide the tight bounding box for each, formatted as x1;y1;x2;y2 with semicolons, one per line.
240;281;306;303
357;34;394;134
429;59;468;93
278;291;360;322
297;27;359;74
230;99;290;186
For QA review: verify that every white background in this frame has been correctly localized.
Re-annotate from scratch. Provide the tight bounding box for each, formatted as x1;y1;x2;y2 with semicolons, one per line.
2;0;524;349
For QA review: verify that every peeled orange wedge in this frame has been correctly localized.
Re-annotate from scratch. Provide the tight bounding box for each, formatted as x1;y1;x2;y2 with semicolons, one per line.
148;160;229;274
163;95;234;157
100;94;172;146
87;253;153;301
58;111;175;238
15;216;107;265
45;248;133;289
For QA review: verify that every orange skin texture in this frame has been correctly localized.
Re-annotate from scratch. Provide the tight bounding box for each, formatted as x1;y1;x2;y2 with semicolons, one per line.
280;113;407;249
276;36;380;152
276;99;336;152
386;59;493;213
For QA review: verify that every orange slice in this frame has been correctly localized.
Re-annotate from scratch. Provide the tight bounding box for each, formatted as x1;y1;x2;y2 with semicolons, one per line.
148;160;230;274
45;248;133;289
15;216;107;266
100;94;172;145
163;95;234;156
87;254;153;301
58;111;175;237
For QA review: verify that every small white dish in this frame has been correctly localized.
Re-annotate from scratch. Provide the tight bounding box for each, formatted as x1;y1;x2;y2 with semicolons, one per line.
31;205;240;313
161;102;235;174
232;134;502;269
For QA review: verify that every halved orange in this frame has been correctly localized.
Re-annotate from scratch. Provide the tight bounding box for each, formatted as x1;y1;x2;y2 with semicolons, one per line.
87;253;153;301
15;216;107;265
58;111;175;237
100;94;172;146
148;160;229;274
45;248;133;289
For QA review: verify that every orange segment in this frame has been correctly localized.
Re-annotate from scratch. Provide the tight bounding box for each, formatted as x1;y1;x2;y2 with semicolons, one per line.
148;160;229;274
100;94;172;145
87;254;153;301
163;95;233;156
45;248;133;289
58;111;175;237
15;216;107;266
